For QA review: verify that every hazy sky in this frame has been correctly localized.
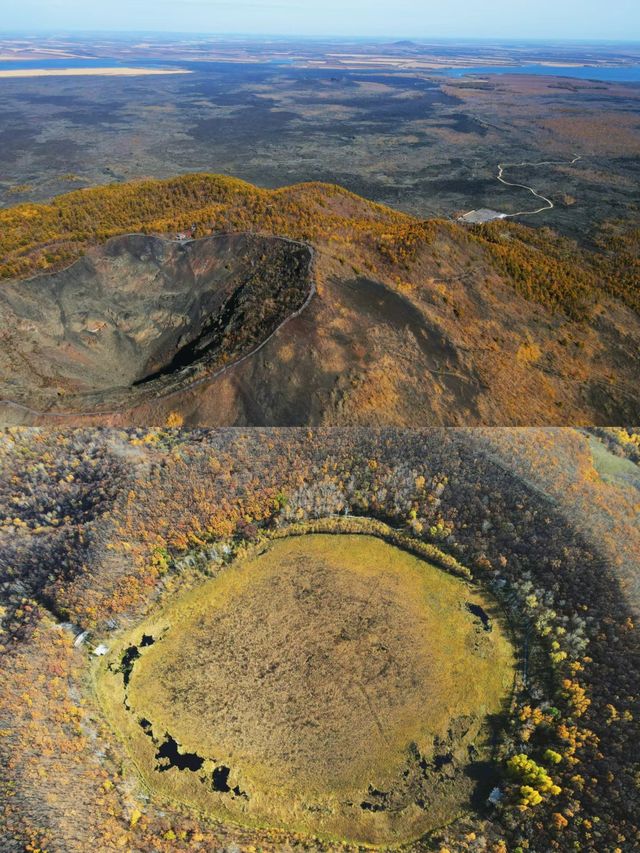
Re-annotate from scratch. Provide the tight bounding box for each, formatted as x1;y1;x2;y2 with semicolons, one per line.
4;0;639;41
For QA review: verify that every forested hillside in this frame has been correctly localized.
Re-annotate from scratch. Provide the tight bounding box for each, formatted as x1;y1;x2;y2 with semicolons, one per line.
1;173;638;318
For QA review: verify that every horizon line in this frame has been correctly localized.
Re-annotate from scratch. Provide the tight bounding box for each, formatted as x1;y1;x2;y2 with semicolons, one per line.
1;30;640;44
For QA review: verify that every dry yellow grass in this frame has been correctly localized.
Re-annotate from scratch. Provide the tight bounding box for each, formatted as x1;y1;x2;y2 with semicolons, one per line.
95;533;515;846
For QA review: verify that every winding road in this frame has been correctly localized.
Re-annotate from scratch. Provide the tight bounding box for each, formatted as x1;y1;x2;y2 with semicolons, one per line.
459;154;582;222
496;154;582;218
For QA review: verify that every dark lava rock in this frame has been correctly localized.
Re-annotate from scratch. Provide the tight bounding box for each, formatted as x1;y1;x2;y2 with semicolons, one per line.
0;232;314;413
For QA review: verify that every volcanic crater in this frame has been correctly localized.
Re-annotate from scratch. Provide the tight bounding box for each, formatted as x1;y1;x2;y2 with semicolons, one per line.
0;232;314;413
96;533;516;847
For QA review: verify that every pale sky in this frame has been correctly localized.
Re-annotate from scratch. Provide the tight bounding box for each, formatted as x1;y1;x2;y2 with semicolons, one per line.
3;0;639;41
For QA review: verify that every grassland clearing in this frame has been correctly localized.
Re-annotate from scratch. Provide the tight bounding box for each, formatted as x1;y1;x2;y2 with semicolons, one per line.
96;533;515;846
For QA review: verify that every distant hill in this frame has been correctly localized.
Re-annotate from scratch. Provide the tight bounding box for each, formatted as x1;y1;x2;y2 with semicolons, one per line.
0;174;638;426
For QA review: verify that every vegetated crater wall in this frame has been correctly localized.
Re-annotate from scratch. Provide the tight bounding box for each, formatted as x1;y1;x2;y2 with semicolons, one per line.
95;529;516;847
0;232;314;413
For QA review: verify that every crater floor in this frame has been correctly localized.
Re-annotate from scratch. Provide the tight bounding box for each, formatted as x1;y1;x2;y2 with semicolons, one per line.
0;232;313;413
96;534;515;846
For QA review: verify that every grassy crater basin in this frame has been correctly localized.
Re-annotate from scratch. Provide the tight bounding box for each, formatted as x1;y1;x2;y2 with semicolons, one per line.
96;534;516;846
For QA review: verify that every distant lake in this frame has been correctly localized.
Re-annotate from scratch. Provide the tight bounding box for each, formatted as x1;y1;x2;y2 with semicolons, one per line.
0;58;171;71
441;64;640;83
2;57;639;84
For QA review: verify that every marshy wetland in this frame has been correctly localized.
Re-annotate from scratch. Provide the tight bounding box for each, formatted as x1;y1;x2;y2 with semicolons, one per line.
96;533;515;846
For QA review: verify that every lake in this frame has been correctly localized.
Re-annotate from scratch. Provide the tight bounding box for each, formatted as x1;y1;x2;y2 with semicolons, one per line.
441;64;640;83
0;58;170;71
